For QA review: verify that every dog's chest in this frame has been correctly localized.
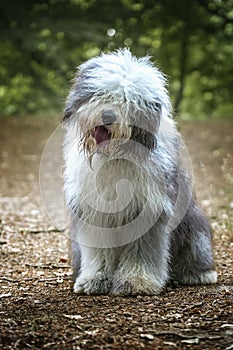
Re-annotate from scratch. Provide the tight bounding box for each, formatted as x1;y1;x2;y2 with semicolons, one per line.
77;157;163;228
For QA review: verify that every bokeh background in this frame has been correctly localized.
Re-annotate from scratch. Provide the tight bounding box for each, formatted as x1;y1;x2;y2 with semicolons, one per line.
0;0;233;119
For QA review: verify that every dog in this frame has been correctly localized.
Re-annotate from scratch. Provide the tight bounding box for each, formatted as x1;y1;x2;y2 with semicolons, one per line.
62;49;217;295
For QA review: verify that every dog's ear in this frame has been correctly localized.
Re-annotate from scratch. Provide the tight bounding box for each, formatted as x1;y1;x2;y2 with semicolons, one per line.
62;62;99;123
62;92;96;123
62;105;73;122
62;81;78;122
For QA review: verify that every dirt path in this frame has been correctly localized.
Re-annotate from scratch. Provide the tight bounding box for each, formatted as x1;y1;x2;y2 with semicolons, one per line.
0;116;232;349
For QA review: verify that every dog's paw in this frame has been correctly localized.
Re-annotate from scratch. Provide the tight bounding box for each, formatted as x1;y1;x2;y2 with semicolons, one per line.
74;272;112;295
110;275;164;296
178;270;218;286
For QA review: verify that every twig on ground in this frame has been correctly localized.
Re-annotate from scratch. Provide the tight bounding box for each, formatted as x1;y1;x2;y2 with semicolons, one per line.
18;228;66;234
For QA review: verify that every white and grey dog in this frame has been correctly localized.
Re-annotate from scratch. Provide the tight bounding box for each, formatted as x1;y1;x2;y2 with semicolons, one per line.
62;49;217;295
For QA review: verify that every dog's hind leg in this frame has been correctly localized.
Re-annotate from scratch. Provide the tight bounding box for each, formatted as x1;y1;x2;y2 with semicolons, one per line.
170;199;217;285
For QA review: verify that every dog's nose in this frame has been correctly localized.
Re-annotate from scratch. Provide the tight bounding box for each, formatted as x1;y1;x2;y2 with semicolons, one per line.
102;110;116;125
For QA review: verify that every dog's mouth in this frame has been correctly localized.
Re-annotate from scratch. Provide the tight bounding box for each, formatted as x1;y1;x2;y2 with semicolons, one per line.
94;125;111;147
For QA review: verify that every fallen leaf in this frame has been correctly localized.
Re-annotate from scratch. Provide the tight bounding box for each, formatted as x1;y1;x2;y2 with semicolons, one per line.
164;341;177;347
0;293;12;298
220;324;233;328
181;338;199;344
84;330;99;336
63;314;82;320
140;334;154;340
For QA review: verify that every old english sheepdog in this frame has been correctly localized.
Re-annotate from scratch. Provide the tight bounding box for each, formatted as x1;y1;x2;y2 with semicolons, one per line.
62;49;217;295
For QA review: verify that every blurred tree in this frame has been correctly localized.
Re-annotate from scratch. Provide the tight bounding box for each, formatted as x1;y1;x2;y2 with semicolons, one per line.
0;0;232;118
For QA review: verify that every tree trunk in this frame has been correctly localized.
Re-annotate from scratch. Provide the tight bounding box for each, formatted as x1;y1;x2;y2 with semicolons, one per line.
174;9;190;114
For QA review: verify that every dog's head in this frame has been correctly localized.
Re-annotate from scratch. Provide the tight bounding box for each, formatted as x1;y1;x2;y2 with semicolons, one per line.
63;49;172;156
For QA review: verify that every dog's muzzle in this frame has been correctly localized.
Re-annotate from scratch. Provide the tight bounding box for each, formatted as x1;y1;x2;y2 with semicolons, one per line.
94;110;116;147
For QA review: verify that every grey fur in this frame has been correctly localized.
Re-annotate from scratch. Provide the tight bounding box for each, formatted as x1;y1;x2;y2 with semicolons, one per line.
63;49;217;295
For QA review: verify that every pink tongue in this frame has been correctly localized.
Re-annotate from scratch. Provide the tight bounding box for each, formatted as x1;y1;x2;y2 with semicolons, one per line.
94;126;110;146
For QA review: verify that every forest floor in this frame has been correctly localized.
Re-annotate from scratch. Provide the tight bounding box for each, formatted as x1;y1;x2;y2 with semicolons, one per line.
0;116;232;350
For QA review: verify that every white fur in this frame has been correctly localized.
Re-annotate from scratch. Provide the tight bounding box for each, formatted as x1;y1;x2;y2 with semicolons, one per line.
63;49;217;295
77;49;172;118
179;270;218;285
63;119;175;248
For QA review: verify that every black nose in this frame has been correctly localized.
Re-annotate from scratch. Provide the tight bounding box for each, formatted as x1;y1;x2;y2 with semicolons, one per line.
102;110;116;125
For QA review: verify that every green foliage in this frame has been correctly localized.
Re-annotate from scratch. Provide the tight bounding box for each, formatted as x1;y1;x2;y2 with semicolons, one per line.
0;0;232;118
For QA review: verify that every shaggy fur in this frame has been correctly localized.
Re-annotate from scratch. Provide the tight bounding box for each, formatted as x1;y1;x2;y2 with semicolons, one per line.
62;49;217;295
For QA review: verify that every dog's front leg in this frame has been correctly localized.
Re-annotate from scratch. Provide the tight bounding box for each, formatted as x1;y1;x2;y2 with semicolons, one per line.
73;246;117;295
111;228;170;295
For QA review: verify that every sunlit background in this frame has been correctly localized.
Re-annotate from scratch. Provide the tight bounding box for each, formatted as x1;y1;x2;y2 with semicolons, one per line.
0;0;233;119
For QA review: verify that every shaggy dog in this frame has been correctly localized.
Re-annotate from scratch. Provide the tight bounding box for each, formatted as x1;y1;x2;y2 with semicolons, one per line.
62;49;217;295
